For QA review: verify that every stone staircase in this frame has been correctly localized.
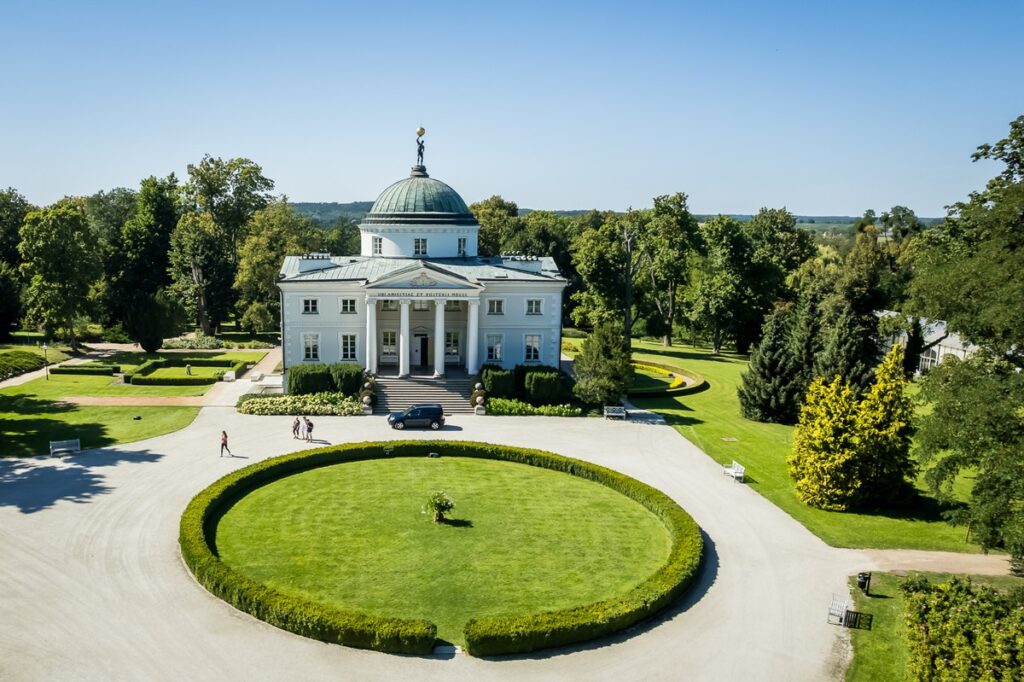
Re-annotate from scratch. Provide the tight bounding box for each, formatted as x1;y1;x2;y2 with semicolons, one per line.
374;374;475;415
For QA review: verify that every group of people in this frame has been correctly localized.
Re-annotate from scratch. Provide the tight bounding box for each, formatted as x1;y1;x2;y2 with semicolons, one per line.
292;416;315;441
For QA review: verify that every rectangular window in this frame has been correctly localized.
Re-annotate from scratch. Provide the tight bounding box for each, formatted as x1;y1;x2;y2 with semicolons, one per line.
413;300;429;311
414;238;427;256
381;299;398;311
445;331;459;358
302;333;319;361
445;300;462;312
526;299;542;315
487;299;504;315
340;334;357;361
302;298;318;315
340;298;356;314
381;331;397;357
486;334;503;361
457;237;467;256
372;236;382;255
525;334;541;362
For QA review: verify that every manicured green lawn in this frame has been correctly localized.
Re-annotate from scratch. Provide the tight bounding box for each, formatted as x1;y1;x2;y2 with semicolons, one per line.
0;401;198;457
216;456;674;645
6;374;211;398
847;571;1024;681
0;343;72;364
631;366;675;391
146;365;223;379
628;340;978;552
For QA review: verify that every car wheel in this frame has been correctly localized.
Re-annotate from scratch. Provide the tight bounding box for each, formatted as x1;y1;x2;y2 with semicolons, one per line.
393;421;405;430
430;421;441;430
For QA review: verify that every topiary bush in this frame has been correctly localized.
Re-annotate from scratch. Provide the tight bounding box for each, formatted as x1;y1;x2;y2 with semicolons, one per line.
287;363;335;394
330;363;364;397
524;370;566;405
179;440;702;657
480;365;515;398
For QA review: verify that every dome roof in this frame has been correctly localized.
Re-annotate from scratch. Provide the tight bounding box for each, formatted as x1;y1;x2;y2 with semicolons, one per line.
363;166;477;226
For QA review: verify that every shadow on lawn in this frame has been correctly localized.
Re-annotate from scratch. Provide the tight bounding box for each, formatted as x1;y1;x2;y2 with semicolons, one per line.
0;446;162;513
484;530;720;661
0;394;116;458
631;396;706;427
858;492;966;525
634;346;742;364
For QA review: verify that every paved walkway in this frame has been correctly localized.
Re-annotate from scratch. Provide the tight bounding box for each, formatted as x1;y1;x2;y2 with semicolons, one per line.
0;404;1008;680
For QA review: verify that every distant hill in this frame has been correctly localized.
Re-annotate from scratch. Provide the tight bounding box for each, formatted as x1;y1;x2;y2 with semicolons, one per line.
289;202;940;229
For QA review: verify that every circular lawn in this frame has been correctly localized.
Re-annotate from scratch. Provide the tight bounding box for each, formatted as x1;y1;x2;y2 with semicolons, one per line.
214;456;674;646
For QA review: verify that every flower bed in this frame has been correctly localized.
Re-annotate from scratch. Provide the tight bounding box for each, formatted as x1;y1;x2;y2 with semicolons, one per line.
237;392;363;416
486;398;583;417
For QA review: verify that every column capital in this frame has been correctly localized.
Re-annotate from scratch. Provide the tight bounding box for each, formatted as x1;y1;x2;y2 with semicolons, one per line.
468;299;480;307
399;298;411;307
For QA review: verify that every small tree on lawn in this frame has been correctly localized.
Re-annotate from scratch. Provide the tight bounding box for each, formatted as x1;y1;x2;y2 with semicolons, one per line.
854;345;915;506
738;307;802;424
788;375;861;511
572;321;633;405
424;490;455;523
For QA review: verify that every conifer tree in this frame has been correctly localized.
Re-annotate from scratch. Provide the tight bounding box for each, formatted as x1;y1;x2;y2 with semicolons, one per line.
572;322;633;405
854;345;915;506
788;375;861;511
738;308;802;423
814;301;878;394
787;294;824;399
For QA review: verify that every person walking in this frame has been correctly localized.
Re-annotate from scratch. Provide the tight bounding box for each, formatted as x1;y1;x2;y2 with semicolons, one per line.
304;417;314;442
220;430;232;457
292;417;300;439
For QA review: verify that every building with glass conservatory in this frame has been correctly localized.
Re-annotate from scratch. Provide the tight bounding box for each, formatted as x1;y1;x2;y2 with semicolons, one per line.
277;160;567;380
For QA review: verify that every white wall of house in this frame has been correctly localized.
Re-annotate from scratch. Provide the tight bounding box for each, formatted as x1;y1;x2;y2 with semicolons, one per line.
359;225;479;258
476;283;563;369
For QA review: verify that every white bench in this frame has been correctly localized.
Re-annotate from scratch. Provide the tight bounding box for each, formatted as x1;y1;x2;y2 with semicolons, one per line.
49;439;81;457
723;460;745;482
603;406;627;420
827;593;849;625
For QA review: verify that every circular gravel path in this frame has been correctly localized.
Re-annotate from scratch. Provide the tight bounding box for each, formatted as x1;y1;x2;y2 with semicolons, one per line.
0;408;891;681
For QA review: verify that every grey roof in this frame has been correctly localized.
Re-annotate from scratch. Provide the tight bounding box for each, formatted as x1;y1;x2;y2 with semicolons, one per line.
361;166;477;226
278;255;565;284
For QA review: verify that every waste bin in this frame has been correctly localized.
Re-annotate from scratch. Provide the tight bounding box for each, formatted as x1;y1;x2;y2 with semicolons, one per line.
857;571;872;594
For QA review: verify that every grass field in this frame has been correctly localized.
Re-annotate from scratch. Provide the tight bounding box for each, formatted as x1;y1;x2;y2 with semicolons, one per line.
630;366;675;392
847;571;1024;681
616;339;978;552
0;343;72;365
216;456;675;645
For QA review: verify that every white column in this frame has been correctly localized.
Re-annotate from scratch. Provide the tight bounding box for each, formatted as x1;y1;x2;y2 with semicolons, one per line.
433;299;445;377
365;298;377;374
399;299;410;377
466;299;480;374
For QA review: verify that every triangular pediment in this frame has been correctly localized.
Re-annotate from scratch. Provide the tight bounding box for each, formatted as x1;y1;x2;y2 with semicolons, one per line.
366;262;481;290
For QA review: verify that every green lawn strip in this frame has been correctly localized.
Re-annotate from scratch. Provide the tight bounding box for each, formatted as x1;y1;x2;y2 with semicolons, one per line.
2;375;210;398
847;571;1024;681
0;343;73;365
216;457;672;646
629;340;977;552
146;365;225;379
0;404;199;457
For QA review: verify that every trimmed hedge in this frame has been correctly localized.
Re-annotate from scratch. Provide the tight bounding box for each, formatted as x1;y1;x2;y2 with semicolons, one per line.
49;364;120;376
179;440;702;656
524;371;566;405
626;361;706;398
0;350;44;380
330;363;364;397
237;392;363;416
124;356;247;385
480;364;515;398
131;375;219;386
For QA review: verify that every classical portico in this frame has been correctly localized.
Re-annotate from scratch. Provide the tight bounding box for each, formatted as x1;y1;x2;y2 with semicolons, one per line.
277;132;566;386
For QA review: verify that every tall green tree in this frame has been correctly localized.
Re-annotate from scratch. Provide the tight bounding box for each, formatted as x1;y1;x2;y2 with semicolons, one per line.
813;300;878;393
84;187;138;326
685;215;750;353
854;346;915;506
469;195;520;257
0;188;33;337
638;193;699;346
738;306;802;424
235;202;324;333
169;212;232;335
571;321;633;405
18;200;101;351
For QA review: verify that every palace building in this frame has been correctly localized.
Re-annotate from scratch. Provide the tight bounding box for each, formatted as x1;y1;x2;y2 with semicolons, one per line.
277;138;567;381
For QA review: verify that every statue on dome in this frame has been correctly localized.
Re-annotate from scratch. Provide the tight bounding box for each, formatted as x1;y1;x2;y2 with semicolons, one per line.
416;127;426;165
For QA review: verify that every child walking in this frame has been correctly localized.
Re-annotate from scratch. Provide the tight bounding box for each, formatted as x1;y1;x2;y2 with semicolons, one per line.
220;430;232;457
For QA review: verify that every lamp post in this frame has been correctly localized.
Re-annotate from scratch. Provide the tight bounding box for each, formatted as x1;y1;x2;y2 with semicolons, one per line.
42;342;48;380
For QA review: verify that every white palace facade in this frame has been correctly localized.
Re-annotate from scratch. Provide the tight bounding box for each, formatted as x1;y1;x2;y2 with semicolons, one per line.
278;156;567;380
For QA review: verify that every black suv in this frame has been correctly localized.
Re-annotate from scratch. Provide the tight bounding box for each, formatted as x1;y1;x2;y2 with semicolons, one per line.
387;404;445;430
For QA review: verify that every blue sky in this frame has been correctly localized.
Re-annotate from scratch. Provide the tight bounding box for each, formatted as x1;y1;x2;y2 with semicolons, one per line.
2;0;1021;216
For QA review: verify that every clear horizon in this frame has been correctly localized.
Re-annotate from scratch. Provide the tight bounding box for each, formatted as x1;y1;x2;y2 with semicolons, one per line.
2;0;1021;217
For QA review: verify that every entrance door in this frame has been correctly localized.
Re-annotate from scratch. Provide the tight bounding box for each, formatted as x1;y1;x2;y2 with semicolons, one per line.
412;334;425;367
419;336;429;368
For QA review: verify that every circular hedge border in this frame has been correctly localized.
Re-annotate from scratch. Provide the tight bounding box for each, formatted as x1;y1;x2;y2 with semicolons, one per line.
627;361;706;398
179;440;704;656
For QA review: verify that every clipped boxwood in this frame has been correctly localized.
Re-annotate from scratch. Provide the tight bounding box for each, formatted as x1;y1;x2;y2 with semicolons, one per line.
330;363;364;397
287;363;336;395
524;370;567;405
131;375;219;386
480;365;515;398
49;364;120;376
179;440;702;657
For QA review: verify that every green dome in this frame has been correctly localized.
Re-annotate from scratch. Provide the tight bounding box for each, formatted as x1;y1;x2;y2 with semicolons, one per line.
363;166;477;226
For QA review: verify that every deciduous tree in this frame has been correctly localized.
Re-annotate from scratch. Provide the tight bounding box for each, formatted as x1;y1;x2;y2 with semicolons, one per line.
469;195;519;257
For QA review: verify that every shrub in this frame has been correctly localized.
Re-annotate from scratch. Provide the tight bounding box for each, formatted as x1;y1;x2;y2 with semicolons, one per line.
573;322;633;405
487;398;582;417
524;371;566;405
162;333;224;350
330;363;364;397
468;388;487;408
480;366;515;398
901;576;1024;679
178;440;702;656
130;375;218;386
237;393;363;416
287;364;335;395
0;350;44;380
49;364;119;376
423;490;455;522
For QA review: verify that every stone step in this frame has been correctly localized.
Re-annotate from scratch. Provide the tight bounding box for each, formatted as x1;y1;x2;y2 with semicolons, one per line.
373;377;475;415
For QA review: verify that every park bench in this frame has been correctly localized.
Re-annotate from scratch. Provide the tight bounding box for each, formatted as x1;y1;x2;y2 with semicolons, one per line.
603;405;627;420
49;439;81;457
827;593;849;626
723;460;745;482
